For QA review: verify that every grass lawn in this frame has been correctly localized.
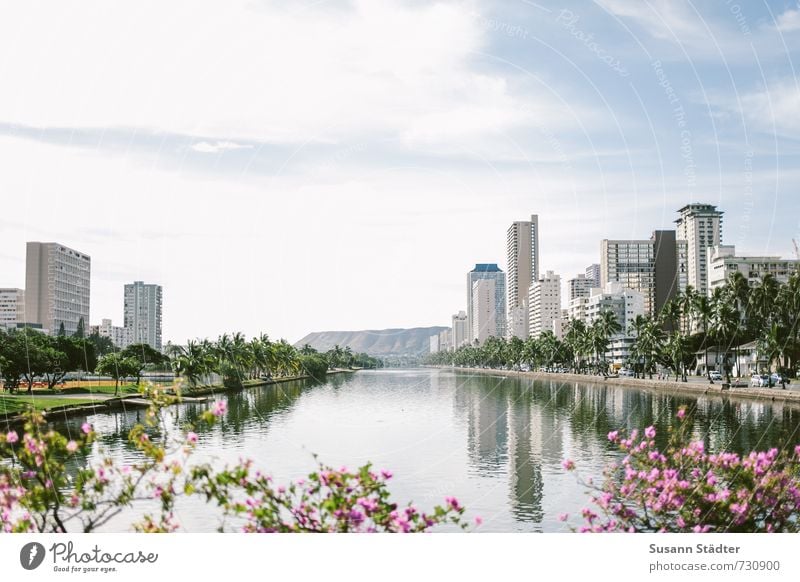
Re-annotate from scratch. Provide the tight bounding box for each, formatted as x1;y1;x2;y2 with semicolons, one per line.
0;395;98;415
57;384;142;396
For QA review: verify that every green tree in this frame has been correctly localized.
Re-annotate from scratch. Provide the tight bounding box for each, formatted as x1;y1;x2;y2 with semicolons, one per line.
96;353;141;395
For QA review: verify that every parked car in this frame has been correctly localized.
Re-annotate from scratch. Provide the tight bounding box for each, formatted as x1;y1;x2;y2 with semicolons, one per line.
619;368;634;377
750;374;770;387
709;370;723;381
770;373;790;386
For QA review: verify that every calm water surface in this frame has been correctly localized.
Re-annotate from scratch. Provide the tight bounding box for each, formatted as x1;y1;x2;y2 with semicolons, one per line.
56;369;800;532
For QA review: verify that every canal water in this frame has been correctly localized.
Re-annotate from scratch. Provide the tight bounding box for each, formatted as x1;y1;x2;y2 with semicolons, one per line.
56;368;800;532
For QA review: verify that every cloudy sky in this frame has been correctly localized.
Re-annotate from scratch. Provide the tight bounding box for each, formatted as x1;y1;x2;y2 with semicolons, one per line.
2;0;800;344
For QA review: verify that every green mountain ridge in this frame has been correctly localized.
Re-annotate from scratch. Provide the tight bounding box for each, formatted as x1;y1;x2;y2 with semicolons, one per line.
294;326;449;357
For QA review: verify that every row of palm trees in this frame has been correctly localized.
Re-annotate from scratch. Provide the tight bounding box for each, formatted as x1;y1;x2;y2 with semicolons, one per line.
166;333;303;388
166;335;382;389
428;270;800;382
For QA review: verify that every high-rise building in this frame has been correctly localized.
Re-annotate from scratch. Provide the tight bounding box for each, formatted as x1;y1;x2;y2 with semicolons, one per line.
567;273;593;301
451;311;469;349
124;281;163;351
585;263;601;288
707;245;800;294
25;242;91;336
471;279;497;345
528;270;561;338
0;288;25;329
438;328;453;352
675;203;723;295
506;215;539;339
466;264;506;341
600;230;687;317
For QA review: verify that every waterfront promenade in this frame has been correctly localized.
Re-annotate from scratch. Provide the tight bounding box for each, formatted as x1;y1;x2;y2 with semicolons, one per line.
448;367;800;407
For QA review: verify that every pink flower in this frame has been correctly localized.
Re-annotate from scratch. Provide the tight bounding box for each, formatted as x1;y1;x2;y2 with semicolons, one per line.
562;459;575;471
66;440;78;453
81;422;92;434
445;496;461;511
474;516;483;526
677;408;686;419
380;470;393;480
211;401;227;417
558;513;569;522
607;431;619;442
5;431;18;444
186;432;198;444
644;426;656;439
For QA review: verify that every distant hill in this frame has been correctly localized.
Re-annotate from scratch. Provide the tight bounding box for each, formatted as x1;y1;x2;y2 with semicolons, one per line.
295;327;449;356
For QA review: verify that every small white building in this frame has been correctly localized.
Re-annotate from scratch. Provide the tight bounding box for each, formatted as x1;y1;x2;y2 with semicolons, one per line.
0;288;25;329
90;318;131;348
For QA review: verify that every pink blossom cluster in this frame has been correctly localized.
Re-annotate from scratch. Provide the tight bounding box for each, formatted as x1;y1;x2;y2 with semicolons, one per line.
563;408;800;533
194;463;471;533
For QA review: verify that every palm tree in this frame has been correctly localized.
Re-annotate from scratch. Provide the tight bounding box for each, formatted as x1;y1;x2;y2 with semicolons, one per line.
691;292;715;382
710;297;739;382
591;309;622;375
664;332;690;381
629;315;664;379
171;340;214;388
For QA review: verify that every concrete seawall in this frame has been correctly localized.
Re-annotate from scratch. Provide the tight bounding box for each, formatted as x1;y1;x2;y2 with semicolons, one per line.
442;367;800;407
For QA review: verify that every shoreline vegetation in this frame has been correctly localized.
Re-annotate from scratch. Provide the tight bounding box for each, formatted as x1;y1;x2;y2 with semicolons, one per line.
1;328;382;428
443;367;800;406
0;369;358;429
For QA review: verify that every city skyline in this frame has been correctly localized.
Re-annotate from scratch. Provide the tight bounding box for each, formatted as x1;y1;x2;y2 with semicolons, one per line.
2;1;800;344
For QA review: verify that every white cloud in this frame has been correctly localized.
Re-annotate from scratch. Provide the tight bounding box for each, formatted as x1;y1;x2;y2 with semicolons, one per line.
0;0;554;147
190;140;252;153
774;4;800;32
717;80;800;136
594;0;709;44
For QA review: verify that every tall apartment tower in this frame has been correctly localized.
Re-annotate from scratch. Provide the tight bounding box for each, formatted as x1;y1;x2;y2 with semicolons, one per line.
506;215;539;339
451;311;469;349
585;264;601;288
25;242;91;336
528;270;561;339
124;281;163;351
675;203;723;296
600;230;687;317
567;273;593;301
466;264;506;341
471;279;497;345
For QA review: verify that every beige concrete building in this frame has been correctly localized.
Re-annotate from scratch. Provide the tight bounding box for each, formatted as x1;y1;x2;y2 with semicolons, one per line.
471;279;497;345
0;288;25;329
528;270;561;338
506;215;539;339
25;242;91;336
675;203;723;295
707;245;799;294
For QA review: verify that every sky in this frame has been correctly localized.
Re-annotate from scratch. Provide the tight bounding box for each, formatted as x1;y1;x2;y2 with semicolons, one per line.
1;0;800;344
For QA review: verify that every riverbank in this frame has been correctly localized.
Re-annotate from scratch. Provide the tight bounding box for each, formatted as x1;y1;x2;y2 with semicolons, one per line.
0;369;358;429
445;367;800;407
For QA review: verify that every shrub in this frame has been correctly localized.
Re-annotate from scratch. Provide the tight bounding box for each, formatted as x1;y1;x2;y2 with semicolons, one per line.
562;407;800;533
